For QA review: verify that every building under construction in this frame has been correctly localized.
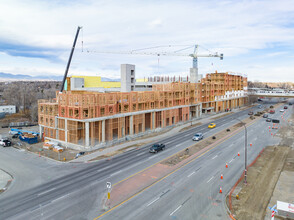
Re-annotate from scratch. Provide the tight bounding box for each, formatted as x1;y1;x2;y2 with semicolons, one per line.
38;69;247;150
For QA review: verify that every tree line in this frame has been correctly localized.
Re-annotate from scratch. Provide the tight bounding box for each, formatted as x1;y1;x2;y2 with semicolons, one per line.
0;81;61;122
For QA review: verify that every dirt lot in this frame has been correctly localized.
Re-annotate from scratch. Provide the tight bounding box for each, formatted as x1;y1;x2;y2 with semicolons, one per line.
0;126;80;161
227;110;294;220
14;141;80;162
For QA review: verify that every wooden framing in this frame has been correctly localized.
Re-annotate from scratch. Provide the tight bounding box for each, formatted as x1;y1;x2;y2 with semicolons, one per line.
38;73;248;147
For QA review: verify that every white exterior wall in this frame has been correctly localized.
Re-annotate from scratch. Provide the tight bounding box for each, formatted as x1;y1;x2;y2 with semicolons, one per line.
0;105;16;114
214;90;246;101
121;64;135;92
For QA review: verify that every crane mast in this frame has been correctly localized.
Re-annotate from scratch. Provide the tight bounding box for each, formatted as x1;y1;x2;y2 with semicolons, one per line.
60;26;82;93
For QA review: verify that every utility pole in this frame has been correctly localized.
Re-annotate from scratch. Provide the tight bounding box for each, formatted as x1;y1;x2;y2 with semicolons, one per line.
235;118;248;184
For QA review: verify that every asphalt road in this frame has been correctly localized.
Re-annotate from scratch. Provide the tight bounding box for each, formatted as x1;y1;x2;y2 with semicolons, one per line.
0;100;284;219
100;106;287;220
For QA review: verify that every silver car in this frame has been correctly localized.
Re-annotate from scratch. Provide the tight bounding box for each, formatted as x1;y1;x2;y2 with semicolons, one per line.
192;133;203;141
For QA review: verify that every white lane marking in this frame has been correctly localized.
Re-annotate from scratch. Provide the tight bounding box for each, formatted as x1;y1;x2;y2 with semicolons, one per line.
38;188;56;196
184;133;191;137
98;165;113;172
165;141;172;145
229;143;234;148
253;137;257;141
174;140;190;148
110;170;122;177
212;155;218;160
136;152;145;156
207;176;214;183
170;205;182;216
147;197;160;207
51;194;67;203
229;159;234;163
187;171;195;178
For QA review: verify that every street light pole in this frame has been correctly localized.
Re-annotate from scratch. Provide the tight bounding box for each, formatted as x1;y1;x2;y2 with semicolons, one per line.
235;118;248;184
244;122;247;184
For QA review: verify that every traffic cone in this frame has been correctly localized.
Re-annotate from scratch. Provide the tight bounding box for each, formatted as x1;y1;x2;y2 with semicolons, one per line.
219;187;222;193
226;163;228;168
238;152;240;156
220;174;223;179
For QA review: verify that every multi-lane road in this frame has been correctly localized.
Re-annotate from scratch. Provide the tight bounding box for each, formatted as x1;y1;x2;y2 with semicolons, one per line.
0;100;289;220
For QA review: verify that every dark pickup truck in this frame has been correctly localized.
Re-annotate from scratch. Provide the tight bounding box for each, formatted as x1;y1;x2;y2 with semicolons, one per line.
149;144;165;153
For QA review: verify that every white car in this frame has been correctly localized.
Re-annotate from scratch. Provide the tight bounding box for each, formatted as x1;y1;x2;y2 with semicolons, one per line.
9;130;18;135
280;109;285;112
0;139;12;147
192;133;204;141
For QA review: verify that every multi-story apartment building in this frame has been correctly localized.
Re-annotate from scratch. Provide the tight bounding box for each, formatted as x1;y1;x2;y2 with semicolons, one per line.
38;71;247;150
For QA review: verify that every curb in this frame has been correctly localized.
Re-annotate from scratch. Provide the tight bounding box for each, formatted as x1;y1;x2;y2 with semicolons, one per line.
0;169;14;195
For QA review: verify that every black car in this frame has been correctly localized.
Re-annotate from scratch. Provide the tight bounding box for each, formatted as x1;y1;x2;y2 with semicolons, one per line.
266;118;272;122
75;151;86;158
1;139;12;147
149;144;165;153
289;103;292;105
12;134;19;138
272;119;280;123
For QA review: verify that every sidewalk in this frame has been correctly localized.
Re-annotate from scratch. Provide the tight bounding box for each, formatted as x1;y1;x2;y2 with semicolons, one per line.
72;107;246;163
0;169;12;193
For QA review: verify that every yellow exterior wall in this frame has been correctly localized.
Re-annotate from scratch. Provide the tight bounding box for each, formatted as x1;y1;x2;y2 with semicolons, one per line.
136;78;148;82
71;76;121;88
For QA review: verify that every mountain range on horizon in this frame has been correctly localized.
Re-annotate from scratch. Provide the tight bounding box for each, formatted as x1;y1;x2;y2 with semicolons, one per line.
0;72;120;82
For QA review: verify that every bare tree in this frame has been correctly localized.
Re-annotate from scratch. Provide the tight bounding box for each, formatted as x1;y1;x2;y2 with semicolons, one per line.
0;81;61;122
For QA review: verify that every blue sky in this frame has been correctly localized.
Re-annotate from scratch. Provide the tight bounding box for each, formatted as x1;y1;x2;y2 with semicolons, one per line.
0;0;294;82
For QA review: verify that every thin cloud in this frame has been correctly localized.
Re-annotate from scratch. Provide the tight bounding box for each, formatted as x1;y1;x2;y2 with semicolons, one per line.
0;40;63;62
0;0;293;81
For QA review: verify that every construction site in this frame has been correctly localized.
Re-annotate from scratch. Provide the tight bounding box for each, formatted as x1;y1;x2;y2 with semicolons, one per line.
37;27;248;150
38;69;248;150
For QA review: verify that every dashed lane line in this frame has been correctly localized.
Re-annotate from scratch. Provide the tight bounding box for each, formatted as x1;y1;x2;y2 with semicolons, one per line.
170;205;182;216
207;176;214;183
187;171;195;178
147;197;160;207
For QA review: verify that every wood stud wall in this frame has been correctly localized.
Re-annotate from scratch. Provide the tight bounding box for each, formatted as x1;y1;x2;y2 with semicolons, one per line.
38;73;248;146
